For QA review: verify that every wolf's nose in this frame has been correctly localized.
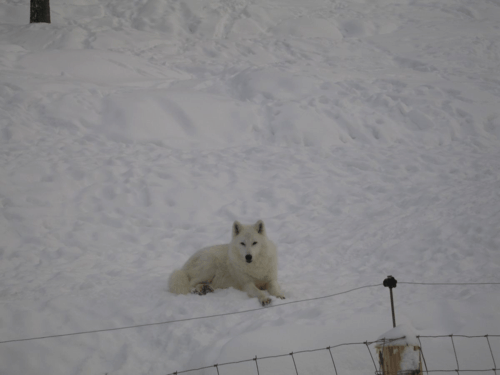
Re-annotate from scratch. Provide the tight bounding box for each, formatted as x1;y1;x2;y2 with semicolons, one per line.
245;254;252;262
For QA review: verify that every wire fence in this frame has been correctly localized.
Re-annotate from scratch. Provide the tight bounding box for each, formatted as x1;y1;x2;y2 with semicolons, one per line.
168;335;500;375
168;337;398;375
416;335;500;375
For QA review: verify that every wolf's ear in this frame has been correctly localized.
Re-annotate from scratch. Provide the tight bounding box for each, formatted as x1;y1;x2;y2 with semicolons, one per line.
254;220;265;235
233;221;242;237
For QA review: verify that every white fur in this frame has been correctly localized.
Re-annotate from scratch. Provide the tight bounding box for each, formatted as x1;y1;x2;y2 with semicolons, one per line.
168;220;285;306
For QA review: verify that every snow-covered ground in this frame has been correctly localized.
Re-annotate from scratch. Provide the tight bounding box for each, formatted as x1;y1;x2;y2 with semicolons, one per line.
1;0;500;374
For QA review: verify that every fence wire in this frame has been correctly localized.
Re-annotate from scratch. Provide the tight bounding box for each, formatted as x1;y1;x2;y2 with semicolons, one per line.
169;335;500;375
169;337;405;375
0;283;380;344
1;280;498;345
417;335;500;375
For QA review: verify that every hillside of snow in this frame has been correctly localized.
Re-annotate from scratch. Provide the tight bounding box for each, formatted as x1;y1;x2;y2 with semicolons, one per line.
0;0;499;374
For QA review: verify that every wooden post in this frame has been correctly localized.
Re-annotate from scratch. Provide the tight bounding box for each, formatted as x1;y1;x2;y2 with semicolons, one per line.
376;344;422;375
376;325;422;375
30;0;51;24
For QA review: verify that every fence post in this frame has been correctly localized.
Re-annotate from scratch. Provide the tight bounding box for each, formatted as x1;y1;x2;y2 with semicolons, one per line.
383;276;397;328
375;326;422;375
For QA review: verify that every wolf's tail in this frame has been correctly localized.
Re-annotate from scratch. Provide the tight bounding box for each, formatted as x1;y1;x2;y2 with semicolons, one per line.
168;269;191;294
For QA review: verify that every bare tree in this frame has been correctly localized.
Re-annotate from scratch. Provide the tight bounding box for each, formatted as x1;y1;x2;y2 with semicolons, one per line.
30;0;51;23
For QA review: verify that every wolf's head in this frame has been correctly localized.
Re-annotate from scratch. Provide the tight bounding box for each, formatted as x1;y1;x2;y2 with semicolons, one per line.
232;220;266;264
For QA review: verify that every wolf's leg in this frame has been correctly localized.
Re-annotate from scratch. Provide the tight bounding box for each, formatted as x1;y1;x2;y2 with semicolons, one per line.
267;280;285;299
243;283;272;306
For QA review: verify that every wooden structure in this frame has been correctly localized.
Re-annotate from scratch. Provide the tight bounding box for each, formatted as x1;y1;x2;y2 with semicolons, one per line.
375;342;422;375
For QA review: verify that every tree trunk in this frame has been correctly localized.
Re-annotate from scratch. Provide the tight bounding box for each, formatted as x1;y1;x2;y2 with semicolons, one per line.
30;0;51;23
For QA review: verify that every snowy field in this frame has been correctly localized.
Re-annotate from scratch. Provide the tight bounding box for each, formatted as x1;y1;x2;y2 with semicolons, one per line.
1;0;500;374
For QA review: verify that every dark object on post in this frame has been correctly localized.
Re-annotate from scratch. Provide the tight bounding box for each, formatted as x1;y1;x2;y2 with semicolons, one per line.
30;0;51;23
383;275;397;328
383;275;397;289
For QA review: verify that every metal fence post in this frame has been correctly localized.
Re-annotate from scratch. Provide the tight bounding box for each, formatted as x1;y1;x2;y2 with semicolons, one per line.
383;276;397;328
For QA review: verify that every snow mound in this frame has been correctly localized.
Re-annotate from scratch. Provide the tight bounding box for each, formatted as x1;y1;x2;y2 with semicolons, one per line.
101;90;259;146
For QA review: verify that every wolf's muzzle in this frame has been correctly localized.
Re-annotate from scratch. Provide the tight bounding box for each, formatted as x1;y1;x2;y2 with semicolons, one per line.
245;254;252;263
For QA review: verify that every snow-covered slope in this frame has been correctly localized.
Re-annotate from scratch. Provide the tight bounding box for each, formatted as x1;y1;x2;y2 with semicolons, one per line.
0;0;499;374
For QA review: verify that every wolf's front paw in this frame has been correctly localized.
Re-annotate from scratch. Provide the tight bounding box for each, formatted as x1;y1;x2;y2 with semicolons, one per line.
192;283;214;295
276;295;285;300
260;297;272;306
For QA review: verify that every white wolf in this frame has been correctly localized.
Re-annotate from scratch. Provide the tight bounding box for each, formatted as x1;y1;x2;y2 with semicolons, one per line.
168;220;285;306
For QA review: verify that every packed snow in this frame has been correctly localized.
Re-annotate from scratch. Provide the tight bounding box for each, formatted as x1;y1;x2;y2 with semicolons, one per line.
1;0;500;374
376;324;420;347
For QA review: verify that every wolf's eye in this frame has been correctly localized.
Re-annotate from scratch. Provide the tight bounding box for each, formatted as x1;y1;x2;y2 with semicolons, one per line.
240;242;246;246
252;242;257;246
